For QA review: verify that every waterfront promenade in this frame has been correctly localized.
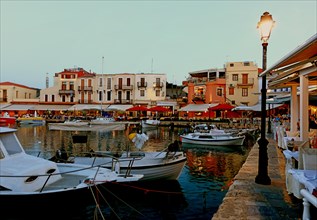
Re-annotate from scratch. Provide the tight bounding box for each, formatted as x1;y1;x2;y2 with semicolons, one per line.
212;135;304;219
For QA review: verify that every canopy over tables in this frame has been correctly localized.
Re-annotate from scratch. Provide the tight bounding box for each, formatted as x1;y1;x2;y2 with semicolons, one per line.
208;103;235;111
148;106;171;112
126;105;148;112
178;104;217;112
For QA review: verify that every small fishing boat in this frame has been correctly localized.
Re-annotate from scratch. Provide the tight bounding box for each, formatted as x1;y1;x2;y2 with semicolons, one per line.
0;112;16;126
141;119;160;129
90;116;116;124
52;133;187;181
0;127;143;216
16;111;45;125
179;130;245;146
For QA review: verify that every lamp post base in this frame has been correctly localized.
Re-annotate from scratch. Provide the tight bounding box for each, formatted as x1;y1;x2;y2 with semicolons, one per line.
255;137;271;185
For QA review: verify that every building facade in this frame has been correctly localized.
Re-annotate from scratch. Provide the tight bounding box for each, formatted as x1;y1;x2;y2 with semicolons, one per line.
40;68;167;107
0;82;39;104
225;61;259;106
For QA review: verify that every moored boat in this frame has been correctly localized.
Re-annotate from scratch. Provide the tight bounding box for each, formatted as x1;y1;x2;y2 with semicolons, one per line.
0;127;143;217
68;151;187;181
179;132;245;146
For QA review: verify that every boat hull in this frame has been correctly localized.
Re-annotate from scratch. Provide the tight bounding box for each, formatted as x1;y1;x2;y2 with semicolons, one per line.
180;134;245;146
72;152;187;181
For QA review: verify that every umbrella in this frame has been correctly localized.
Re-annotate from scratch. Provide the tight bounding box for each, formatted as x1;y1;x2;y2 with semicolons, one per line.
148;106;170;112
126;106;148;112
208;103;234;111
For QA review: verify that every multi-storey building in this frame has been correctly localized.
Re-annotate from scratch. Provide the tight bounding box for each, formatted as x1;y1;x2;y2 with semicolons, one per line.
40;68;167;107
182;61;260;106
0;82;39;104
225;61;259;106
184;68;227;104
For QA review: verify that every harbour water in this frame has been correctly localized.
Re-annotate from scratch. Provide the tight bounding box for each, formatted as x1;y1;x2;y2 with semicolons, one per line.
14;124;254;220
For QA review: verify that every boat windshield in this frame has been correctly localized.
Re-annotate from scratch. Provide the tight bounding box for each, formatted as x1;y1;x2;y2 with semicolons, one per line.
0;133;23;155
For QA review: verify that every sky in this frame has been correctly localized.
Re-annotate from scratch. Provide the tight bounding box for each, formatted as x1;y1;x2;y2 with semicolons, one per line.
1;1;316;89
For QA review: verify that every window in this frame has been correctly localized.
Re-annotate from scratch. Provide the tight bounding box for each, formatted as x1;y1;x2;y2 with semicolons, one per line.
231;100;235;105
52;95;55;102
24;93;27;99
45;95;48;102
99;91;103;101
62;95;66;102
107;91;111;101
99;78;103;87
232;74;238;81
155;90;160;97
62;82;67;90
216;88;223;96
126;91;130;100
70;96;74;102
230;63;234;67
70;82;74;90
140;78;145;86
127;78;131;86
229;87;234;95
107;78;111;89
15;91;18;98
140;90;145;97
242;88;248;97
1;133;22;155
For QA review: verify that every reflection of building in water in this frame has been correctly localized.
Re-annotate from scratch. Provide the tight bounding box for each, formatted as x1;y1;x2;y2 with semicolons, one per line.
186;150;247;180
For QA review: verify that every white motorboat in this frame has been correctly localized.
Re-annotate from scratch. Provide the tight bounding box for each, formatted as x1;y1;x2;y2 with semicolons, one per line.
179;131;245;146
90;116;116;124
48;119;125;131
53;133;187;182
141;119;160;129
0;127;143;214
68;151;187;181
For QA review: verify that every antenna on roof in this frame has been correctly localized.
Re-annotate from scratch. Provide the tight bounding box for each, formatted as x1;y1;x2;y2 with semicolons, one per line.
46;73;49;88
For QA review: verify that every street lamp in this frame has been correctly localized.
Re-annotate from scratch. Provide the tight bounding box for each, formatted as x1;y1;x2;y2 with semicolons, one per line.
255;11;275;185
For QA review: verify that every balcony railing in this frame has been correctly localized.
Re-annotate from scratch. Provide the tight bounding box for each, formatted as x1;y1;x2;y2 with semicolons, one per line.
137;82;147;88
78;86;93;91
114;99;133;104
59;89;75;95
153;82;163;88
78;99;93;104
237;78;254;87
114;85;133;90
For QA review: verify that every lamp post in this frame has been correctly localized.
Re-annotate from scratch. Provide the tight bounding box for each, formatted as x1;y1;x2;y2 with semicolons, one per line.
255;11;275;185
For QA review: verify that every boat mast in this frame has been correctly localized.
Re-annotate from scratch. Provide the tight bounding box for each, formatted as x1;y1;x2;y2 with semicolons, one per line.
100;56;104;117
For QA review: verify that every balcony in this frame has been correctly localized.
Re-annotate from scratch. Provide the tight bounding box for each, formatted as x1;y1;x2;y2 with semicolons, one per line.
78;99;93;104
78;86;93;92
114;99;133;104
59;89;75;96
137;82;147;89
114;85;133;90
153;82;164;89
192;94;205;102
237;78;254;87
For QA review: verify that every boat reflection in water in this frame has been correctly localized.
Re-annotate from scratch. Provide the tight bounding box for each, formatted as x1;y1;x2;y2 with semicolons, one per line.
14;125;254;219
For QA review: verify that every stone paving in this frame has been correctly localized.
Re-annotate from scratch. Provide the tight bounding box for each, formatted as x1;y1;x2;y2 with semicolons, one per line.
212;137;303;220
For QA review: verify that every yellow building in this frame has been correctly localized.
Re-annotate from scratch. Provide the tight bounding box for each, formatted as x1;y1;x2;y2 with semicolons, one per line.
225;61;259;106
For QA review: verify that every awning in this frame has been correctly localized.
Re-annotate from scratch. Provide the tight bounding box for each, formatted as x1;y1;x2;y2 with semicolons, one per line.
251;103;283;112
34;105;72;111
68;104;109;111
0;103;11;110
0;104;36;111
106;104;133;111
178;104;217;112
